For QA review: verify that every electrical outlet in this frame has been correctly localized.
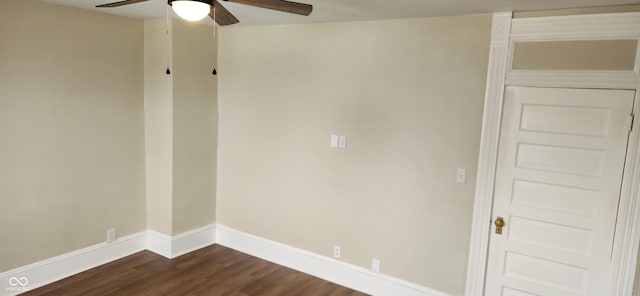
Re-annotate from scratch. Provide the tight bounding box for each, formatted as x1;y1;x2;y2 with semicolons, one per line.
372;258;380;272
107;228;116;244
333;246;341;258
456;168;466;184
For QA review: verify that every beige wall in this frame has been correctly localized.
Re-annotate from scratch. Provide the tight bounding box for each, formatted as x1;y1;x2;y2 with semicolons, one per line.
0;1;146;272
217;15;491;295
172;20;218;234
144;18;218;236
144;19;174;235
0;2;217;272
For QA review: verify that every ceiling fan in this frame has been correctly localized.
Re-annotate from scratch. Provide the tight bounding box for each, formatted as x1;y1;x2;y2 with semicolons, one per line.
96;0;313;25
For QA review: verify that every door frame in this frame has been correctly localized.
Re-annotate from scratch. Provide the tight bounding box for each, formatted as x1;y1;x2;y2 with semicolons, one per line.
465;11;640;296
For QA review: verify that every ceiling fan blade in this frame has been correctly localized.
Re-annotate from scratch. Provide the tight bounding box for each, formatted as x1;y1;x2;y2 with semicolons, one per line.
211;1;240;26
224;0;312;16
96;0;149;8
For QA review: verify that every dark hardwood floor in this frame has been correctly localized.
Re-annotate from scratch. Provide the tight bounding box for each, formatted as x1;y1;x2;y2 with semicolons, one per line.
22;245;368;296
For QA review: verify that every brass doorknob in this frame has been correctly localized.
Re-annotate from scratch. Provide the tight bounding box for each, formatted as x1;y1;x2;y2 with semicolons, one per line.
494;217;505;235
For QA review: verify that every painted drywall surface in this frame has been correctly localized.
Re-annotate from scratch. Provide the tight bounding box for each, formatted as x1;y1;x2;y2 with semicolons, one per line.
144;19;174;235
217;15;491;295
171;20;218;235
143;18;217;236
0;1;145;272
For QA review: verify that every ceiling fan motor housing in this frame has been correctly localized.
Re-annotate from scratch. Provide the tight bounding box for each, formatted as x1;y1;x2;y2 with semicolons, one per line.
168;0;214;6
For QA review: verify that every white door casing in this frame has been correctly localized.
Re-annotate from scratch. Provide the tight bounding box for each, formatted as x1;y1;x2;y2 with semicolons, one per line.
485;87;635;295
466;12;640;296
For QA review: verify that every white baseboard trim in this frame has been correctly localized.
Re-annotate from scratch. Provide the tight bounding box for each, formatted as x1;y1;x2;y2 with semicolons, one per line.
0;231;146;296
146;224;216;259
0;224;216;296
146;229;173;258
2;224;445;296
215;224;450;296
172;224;216;258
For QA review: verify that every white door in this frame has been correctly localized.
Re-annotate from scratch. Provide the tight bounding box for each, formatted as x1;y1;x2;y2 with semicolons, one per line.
485;86;635;296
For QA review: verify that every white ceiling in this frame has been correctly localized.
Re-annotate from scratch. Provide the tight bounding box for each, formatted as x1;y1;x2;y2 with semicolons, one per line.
39;0;640;26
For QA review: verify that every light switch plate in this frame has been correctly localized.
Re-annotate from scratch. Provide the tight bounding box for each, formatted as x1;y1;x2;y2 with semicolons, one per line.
338;136;347;148
330;135;339;148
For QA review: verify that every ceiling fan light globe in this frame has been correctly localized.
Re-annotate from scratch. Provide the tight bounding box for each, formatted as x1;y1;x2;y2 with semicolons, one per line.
171;0;211;21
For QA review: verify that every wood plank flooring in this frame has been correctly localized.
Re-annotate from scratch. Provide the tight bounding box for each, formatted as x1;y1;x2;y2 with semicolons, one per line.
22;245;368;296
